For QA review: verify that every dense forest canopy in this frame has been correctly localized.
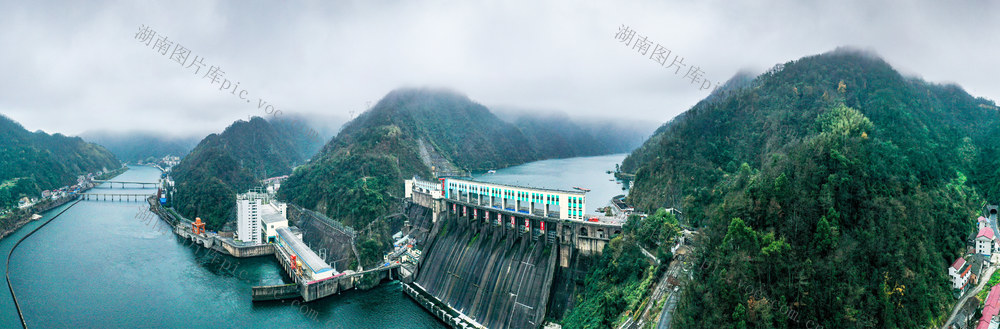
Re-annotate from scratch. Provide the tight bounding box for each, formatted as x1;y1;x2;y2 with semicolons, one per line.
0;114;120;209
614;48;997;328
171;116;321;230
281;88;650;229
279;88;651;270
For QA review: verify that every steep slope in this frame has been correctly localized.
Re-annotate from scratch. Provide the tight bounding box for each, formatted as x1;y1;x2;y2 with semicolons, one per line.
614;48;998;328
80;131;200;163
0;114;120;208
280;88;537;228
171;116;315;230
280;88;655;271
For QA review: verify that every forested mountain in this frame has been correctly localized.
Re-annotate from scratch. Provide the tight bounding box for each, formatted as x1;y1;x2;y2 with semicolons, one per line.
0;114;120;209
270;116;339;163
279;88;651;270
280;88;531;228
280;88;650;229
614;48;998;328
171;116;322;230
80;130;200;163
498;111;654;158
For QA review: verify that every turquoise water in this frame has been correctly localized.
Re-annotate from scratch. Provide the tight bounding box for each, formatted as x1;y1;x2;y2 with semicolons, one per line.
472;153;630;212
1;166;444;328
1;154;628;328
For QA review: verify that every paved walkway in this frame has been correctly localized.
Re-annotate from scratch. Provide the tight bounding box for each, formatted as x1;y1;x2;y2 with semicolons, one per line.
639;246;660;266
942;262;998;328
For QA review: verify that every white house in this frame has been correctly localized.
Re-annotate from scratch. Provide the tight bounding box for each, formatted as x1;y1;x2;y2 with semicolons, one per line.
951;257;971;291
977;227;996;256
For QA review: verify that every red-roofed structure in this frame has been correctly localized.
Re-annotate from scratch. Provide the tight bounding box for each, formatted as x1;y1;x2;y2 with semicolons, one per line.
978;227;997;256
954;258;967;271
952;257;973;291
980;227;995;240
977;284;1000;329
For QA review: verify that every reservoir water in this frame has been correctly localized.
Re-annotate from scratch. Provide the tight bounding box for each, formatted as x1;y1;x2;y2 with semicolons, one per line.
472;153;630;212
0;154;627;328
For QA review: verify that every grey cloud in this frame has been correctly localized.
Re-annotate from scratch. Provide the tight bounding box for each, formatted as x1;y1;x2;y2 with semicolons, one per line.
0;0;996;138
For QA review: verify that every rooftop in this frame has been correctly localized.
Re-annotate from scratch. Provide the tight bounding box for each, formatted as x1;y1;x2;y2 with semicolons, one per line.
954;257;967;271
978;285;1000;329
979;226;995;240
276;227;335;276
446;177;586;195
260;203;286;224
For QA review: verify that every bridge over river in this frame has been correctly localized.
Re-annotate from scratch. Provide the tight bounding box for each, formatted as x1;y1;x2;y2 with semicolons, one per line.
91;180;159;189
78;193;154;202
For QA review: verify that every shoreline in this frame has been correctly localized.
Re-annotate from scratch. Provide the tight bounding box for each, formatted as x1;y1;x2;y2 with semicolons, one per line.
0;194;83;241
0;166;126;241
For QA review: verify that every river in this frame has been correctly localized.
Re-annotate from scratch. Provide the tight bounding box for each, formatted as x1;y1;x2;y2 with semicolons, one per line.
1;166;442;328
0;154;627;328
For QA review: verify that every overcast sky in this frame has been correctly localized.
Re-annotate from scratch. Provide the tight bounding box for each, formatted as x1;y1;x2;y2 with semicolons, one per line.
1;0;997;138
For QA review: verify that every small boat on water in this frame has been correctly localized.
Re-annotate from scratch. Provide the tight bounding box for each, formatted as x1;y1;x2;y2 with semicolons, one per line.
487;170;496;174
30;214;42;220
573;186;591;192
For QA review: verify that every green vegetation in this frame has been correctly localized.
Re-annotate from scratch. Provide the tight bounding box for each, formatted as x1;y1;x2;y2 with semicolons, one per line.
617;48;993;328
0;114;120;194
563;209;679;329
0;114;120;234
171;117;321;230
977;269;1000;301
0;178;39;210
280;88;645;271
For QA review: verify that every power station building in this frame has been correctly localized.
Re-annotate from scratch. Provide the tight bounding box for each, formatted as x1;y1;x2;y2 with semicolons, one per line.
237;189;288;245
275;226;337;281
440;177;587;220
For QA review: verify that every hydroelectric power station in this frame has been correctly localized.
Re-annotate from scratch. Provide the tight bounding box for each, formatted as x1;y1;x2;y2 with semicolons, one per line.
402;177;623;328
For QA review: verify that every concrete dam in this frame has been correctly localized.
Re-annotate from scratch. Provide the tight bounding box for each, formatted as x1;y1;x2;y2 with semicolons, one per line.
404;177;621;328
414;214;557;328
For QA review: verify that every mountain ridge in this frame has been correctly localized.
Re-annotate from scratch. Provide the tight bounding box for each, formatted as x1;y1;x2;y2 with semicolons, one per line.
171;116;322;230
613;47;997;328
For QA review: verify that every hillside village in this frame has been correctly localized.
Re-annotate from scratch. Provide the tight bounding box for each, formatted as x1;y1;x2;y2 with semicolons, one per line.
948;206;1000;329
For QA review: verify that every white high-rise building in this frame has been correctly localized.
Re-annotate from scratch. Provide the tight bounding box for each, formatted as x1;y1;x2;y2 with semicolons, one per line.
237;190;268;244
237;189;289;245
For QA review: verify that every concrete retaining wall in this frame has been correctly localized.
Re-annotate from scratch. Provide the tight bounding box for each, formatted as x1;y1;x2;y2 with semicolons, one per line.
252;284;300;301
221;242;274;258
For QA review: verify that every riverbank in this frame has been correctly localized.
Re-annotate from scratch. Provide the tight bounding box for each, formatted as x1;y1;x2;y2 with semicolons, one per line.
145;197;274;258
0;192;85;241
94;166;129;181
0;166;127;241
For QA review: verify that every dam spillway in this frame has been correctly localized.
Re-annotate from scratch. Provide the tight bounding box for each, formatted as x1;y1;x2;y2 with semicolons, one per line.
403;175;623;328
412;214;557;329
